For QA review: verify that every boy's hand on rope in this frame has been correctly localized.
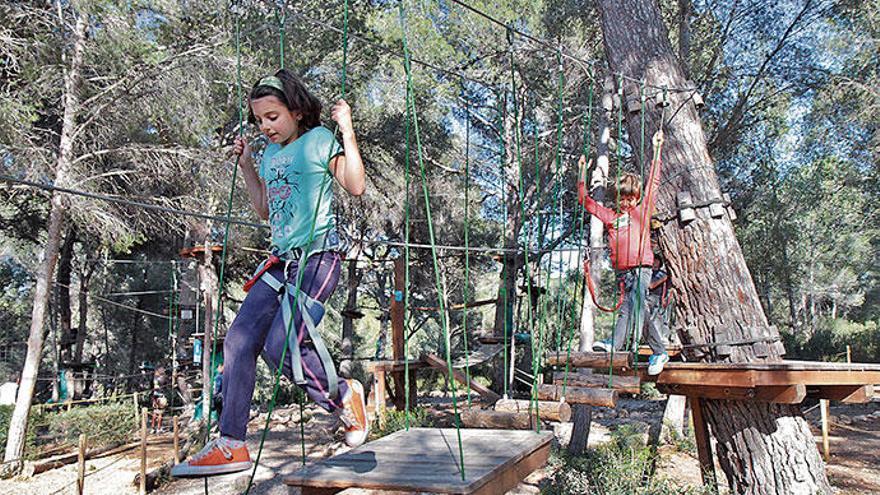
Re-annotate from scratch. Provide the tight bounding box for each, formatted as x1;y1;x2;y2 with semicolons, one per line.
331;99;354;138
577;154;590;184
232;136;254;168
652;129;664;150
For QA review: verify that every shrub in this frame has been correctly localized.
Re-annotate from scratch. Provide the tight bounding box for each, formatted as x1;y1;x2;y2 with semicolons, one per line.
543;426;715;495
369;407;433;440
782;318;880;363
0;404;44;459
47;403;137;448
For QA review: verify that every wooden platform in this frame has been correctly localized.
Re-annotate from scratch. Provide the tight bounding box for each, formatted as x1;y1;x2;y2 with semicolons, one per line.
641;360;880;404
284;428;553;494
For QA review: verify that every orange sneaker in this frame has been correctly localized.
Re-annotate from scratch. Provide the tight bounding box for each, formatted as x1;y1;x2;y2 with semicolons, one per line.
339;379;369;447
170;436;252;478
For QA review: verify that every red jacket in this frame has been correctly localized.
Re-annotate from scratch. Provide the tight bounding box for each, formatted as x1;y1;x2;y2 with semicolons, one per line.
578;158;662;270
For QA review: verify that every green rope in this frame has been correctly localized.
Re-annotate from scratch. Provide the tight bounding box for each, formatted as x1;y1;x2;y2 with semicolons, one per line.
403;67;413;431
245;0;350;491
276;2;286;69
508;37;539;430
607;74;625;387
399;1;466;479
562;83;593;397
498;92;509;399
462;83;472;407
204;0;243;439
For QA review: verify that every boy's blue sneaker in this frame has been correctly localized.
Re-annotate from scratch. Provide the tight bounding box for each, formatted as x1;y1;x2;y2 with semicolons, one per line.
592;339;613;353
647;353;669;375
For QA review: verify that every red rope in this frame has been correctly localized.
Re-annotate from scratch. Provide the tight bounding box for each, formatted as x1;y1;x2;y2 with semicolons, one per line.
583;258;625;313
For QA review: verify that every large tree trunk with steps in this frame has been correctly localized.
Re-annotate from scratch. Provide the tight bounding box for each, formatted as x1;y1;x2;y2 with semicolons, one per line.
594;1;830;493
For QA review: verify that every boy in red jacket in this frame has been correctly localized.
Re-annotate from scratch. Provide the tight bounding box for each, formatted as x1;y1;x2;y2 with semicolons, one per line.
578;130;668;375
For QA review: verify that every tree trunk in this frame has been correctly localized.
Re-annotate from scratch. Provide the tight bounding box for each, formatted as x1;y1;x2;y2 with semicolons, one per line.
3;14;87;469
595;1;830;493
677;0;692;78
74;260;95;364
580;79;613;351
57;228;76;363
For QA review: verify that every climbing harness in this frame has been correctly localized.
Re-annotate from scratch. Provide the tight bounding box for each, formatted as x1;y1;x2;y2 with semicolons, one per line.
244;229;343;401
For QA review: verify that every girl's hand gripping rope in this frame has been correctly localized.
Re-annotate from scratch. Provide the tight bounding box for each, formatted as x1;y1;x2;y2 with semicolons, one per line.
331;99;354;137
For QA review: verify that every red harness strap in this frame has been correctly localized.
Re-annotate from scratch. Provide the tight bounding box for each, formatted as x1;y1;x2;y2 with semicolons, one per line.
583;258;625;313
243;254;281;292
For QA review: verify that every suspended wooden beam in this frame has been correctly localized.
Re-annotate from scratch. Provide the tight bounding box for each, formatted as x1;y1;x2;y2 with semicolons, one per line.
536;384;618;407
552;371;641;394
494;398;572;422
545;351;632;371
460;409;534;430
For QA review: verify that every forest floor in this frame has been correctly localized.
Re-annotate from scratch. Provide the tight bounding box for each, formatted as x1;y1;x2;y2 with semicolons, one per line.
1;396;877;494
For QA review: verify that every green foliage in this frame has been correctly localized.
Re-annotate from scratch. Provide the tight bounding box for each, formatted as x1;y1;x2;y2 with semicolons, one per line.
46;403;137;448
663;422;696;455
0;405;44;459
369;406;434;441
782;317;880;363
638;382;662;400
543;426;715;495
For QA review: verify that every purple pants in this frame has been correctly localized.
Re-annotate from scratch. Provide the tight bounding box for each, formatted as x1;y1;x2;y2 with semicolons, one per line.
220;251;348;441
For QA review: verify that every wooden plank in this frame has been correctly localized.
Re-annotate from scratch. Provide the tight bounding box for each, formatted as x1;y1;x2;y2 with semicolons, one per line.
689;398;717;491
553;371;641;394
423;353;501;403
545;351;632;370
657;384;806;404
460;409;534;430
643;364;880;388
809;385;873;403
636;344;682;357
494;399;572;422
470;443;550;495
284;428;552;494
641;360;880;372
536;384;617;407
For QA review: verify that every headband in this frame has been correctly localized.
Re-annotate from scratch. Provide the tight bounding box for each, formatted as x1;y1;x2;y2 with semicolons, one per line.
258;75;284;93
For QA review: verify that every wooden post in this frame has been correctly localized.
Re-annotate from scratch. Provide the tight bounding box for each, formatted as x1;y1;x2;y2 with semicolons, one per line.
374;369;386;428
140;409;147;495
389;258;408;410
820;399;830;462
132;392;138;422
76;433;86;495
846;345;851;363
689;398;717;490
173;416;180;464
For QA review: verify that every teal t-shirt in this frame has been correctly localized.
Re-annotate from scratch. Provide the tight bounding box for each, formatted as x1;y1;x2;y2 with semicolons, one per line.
259;126;342;253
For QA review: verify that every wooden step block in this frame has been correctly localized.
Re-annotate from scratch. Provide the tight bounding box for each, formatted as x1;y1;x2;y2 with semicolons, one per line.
545;351;633;371
460;408;535;430
552;372;641;394
536;384;618;407
494;398;572;422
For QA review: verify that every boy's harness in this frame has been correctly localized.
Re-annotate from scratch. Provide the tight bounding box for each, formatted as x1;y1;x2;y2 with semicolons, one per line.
243;230;341;401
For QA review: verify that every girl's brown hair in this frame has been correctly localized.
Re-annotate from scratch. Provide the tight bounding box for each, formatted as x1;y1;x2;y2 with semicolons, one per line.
247;69;322;134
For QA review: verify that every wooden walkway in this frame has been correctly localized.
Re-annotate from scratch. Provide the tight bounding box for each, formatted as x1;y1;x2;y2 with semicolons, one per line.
284;428;553;495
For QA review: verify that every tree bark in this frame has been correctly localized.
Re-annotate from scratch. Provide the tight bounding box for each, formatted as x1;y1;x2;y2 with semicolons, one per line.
3;13;87;469
57;228;76;363
74;258;95;364
594;1;830;493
